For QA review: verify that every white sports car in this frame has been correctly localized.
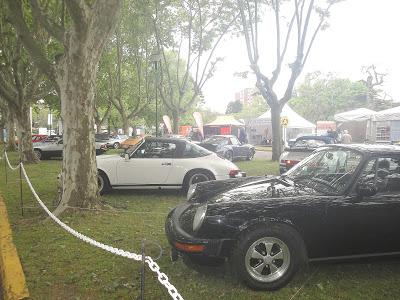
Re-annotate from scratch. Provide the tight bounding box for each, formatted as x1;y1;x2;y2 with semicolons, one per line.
97;136;244;193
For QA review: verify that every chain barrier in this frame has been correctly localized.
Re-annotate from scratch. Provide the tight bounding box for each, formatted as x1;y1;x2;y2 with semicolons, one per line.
2;151;184;300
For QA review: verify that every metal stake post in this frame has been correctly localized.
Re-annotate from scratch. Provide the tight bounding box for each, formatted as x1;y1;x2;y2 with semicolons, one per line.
4;148;7;184
19;156;24;216
140;239;146;300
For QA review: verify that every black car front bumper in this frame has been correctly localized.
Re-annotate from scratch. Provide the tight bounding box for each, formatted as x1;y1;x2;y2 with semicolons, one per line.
165;205;234;258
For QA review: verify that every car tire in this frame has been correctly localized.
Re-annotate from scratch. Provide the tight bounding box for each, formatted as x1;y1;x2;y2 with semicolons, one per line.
182;254;225;274
247;149;255;161
232;224;306;291
183;170;214;192
98;171;111;195
224;150;233;162
34;149;42;160
113;142;120;149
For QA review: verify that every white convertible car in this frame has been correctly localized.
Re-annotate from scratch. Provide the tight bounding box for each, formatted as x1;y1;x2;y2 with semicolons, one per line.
97;136;244;193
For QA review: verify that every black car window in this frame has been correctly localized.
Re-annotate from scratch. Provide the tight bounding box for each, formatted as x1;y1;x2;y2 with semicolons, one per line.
183;142;212;158
358;157;400;193
286;149;363;195
204;136;228;145
133;141;177;159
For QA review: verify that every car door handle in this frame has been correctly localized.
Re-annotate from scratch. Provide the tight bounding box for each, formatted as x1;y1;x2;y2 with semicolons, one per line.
161;162;171;166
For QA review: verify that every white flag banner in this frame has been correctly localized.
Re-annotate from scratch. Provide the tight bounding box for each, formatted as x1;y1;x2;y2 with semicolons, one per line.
193;112;204;138
163;115;173;134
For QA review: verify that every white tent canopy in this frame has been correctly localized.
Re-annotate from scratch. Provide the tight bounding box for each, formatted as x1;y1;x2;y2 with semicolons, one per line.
257;105;315;129
206;115;244;126
373;106;400;122
334;108;376;122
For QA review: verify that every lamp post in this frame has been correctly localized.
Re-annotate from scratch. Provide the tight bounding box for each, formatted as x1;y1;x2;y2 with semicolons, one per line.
150;53;162;137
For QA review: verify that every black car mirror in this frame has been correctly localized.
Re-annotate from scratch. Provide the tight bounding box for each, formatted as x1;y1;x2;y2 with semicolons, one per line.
284;146;290;151
356;183;377;197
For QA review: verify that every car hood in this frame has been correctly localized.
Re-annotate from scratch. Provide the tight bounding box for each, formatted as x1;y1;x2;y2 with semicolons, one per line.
190;176;321;205
96;154;122;162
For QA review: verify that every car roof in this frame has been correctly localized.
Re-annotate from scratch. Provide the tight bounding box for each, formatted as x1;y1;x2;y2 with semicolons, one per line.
209;135;234;138
295;135;333;142
321;144;400;155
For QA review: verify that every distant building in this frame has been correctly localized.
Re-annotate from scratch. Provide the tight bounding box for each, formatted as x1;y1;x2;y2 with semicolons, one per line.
235;88;257;105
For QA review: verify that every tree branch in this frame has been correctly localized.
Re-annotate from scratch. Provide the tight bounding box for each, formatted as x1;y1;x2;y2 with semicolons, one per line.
5;0;55;82
29;0;64;42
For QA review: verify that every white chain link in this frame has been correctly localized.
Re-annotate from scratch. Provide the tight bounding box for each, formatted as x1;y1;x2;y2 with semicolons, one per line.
1;156;185;300
4;151;21;170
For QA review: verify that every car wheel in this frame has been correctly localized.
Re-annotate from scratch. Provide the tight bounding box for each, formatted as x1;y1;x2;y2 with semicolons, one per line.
182;254;225;274
98;171;111;195
233;224;306;290
224;150;233;161
183;170;214;192
113;142;120;149
34;149;42;160
247;149;255;161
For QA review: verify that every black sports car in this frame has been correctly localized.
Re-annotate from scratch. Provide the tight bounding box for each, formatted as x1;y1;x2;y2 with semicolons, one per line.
166;144;400;290
198;135;255;161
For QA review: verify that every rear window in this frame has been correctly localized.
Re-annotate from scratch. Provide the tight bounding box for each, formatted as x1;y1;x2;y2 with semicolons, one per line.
294;139;326;148
183;142;212;158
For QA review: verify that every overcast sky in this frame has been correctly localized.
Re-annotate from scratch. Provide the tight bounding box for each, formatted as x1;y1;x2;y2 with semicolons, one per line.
202;0;400;113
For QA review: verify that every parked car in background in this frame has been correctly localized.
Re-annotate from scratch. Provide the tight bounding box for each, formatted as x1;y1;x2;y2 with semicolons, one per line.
32;134;48;143
106;134;128;149
120;136;147;149
198;135;255;161
166;144;400;290
34;139;107;160
96;136;244;194
279;135;335;173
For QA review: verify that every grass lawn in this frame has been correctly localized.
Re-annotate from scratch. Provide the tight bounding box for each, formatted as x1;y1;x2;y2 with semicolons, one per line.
1;152;400;299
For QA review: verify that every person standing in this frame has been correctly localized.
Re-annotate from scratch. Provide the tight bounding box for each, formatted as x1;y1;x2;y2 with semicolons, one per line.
341;130;352;144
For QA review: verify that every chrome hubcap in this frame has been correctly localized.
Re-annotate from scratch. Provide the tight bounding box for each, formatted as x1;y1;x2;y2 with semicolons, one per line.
189;173;209;185
245;237;290;283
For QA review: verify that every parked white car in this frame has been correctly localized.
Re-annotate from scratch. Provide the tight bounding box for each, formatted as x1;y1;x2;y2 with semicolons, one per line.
96;136;244;193
34;139;108;160
106;134;128;149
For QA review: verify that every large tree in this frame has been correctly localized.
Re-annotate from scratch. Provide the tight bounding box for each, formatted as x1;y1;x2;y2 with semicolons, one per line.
6;0;121;214
361;64;393;110
0;6;51;162
290;72;367;122
153;0;240;132
238;0;342;160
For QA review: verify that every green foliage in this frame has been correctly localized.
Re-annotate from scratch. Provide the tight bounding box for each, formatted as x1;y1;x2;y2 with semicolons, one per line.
231;95;269;119
225;100;243;114
290;72;368;123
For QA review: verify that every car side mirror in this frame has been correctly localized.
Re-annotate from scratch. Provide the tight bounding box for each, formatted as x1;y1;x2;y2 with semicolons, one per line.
356;183;377;197
124;153;129;161
284;146;290;151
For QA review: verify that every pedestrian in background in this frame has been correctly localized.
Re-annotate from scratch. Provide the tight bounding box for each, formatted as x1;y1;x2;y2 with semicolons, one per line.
341;130;352;144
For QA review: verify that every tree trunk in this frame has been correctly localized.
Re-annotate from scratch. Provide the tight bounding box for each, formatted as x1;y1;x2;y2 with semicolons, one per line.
270;104;282;161
54;45;101;215
122;114;130;136
172;110;179;134
6;108;16;151
16;104;37;163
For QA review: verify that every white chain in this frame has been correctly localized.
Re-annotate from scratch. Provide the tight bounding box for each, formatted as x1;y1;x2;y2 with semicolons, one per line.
4;151;21;170
4;158;184;300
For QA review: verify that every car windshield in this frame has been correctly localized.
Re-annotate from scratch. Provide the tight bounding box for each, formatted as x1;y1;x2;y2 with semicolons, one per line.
204;136;227;144
285;148;363;195
124;138;144;157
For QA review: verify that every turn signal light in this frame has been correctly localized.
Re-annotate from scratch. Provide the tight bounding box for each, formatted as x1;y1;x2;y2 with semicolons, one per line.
281;159;299;168
229;169;239;178
175;242;205;253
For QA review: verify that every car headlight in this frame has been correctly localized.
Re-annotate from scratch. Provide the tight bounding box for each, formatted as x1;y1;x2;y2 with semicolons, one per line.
193;204;207;232
187;183;197;201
